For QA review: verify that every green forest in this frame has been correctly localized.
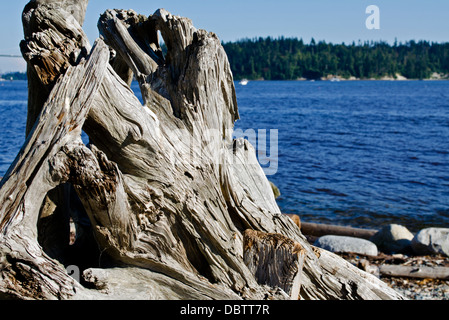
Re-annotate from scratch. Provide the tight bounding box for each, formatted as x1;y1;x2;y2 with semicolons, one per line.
0;72;27;81
222;37;449;80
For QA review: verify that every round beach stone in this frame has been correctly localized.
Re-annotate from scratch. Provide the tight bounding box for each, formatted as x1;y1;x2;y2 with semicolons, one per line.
370;224;414;254
314;235;378;256
411;228;449;257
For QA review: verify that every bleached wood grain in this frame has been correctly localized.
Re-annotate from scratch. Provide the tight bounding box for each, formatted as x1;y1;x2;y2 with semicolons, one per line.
0;0;405;300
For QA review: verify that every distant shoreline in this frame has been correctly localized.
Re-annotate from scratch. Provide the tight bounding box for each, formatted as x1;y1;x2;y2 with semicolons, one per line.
237;72;449;82
236;78;449;82
224;38;449;83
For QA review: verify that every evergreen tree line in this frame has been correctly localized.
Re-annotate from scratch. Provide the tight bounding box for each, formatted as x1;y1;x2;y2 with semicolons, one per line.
222;37;449;80
0;72;27;81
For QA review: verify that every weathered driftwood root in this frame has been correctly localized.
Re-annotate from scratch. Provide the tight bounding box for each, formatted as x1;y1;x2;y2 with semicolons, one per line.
0;39;110;299
21;0;91;136
0;0;405;300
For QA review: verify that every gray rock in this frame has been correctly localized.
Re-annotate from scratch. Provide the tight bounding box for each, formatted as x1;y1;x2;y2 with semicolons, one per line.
314;235;378;256
370;224;414;254
411;228;449;257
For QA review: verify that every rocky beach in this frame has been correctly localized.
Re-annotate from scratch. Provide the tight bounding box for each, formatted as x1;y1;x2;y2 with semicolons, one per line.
296;217;449;300
337;252;449;300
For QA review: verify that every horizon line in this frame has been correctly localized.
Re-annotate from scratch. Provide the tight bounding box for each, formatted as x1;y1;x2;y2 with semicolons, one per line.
223;36;449;45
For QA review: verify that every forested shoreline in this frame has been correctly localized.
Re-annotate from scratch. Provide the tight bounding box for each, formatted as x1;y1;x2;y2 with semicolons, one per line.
4;37;449;82
223;37;449;81
0;71;27;81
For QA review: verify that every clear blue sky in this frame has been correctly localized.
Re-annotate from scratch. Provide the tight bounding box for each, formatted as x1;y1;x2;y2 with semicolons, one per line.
1;0;449;73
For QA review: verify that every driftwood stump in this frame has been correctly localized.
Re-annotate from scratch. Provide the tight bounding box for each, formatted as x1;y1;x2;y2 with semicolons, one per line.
243;230;306;299
0;0;404;300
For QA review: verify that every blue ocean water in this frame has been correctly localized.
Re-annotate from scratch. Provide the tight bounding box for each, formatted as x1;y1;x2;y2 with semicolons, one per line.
0;81;27;177
1;80;448;232
234;80;449;232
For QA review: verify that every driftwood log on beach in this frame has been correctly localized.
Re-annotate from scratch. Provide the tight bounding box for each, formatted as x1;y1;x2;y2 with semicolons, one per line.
380;265;449;280
301;222;378;240
0;0;404;300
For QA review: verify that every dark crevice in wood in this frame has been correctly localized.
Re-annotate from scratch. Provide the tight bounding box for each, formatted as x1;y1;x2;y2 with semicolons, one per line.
37;183;102;272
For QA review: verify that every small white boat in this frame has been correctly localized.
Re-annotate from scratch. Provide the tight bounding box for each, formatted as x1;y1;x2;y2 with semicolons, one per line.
330;77;341;82
239;79;249;86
